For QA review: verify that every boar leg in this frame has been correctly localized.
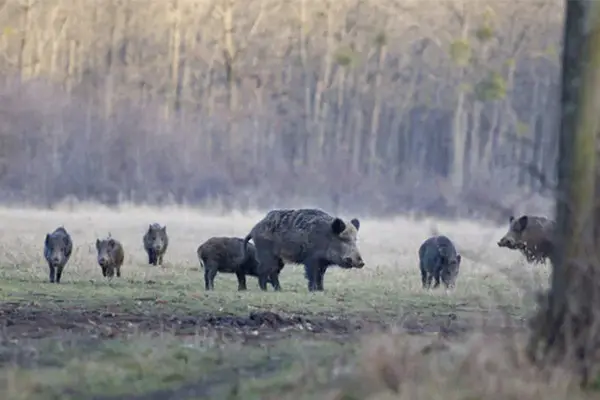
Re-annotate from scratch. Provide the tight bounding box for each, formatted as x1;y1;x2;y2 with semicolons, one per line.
268;272;281;291
147;249;157;266
304;260;321;292
315;264;328;291
236;271;247;291
48;265;56;283
420;268;427;288
432;263;442;289
254;247;279;292
204;261;218;290
56;265;64;284
425;272;434;289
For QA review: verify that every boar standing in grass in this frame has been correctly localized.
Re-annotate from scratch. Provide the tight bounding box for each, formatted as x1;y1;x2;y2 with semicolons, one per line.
497;215;556;264
143;223;169;266
43;226;73;284
197;236;281;291
95;236;125;278
418;235;462;289
244;208;365;292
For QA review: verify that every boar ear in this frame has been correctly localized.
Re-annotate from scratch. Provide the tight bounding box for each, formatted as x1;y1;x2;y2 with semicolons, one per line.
45;233;50;246
456;254;462;264
509;216;515;223
515;215;528;232
331;218;346;235
350;218;360;231
148;224;153;231
161;225;167;234
95;239;101;250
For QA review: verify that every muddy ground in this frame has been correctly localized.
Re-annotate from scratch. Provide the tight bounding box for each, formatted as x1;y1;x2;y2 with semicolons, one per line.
0;301;527;344
0;301;530;400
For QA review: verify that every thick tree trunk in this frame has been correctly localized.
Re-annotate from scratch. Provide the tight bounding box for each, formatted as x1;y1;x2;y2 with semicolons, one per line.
527;0;600;386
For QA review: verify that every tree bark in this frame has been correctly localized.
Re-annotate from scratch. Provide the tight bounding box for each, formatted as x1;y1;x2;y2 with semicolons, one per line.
527;0;600;386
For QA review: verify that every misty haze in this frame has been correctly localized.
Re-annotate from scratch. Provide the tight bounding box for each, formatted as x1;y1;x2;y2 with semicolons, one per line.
1;1;594;399
0;0;560;218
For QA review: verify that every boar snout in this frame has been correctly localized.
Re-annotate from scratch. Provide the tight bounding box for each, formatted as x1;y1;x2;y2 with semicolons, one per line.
497;237;516;248
343;256;365;269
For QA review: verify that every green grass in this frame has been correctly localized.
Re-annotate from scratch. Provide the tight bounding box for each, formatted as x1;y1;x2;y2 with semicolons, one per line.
0;267;537;399
3;334;353;400
0;275;519;316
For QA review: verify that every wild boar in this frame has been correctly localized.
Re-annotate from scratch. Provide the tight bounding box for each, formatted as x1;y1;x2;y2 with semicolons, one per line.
43;226;73;283
143;223;169;266
196;236;281;291
497;215;555;264
243;208;364;292
95;236;125;278
418;235;462;289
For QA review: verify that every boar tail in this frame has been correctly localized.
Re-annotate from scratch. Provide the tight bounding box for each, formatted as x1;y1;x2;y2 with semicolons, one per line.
242;233;253;263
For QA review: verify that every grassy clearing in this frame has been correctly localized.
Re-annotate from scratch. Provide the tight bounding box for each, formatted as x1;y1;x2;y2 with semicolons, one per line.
0;204;583;399
0;205;547;312
3;334;354;400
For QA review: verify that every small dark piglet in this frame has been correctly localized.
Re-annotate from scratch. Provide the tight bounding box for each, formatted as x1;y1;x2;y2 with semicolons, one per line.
44;226;73;283
197;236;281;291
143;223;169;266
418;235;462;289
96;236;125;278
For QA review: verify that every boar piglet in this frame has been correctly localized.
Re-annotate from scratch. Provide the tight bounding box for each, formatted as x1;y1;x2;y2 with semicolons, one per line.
96;236;125;278
143;223;169;266
419;235;461;289
197;236;281;291
44;226;73;283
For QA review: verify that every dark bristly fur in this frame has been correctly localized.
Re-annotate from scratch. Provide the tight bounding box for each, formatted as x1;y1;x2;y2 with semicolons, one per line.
95;236;125;278
43;226;73;284
418;235;462;289
243;208;364;292
196;236;281;291
497;215;555;264
143;223;169;266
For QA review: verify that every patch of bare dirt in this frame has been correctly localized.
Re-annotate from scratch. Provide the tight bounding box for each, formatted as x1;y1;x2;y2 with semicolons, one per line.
0;302;526;344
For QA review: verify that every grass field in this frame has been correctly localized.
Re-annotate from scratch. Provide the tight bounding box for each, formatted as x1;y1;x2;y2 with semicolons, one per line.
0;204;592;399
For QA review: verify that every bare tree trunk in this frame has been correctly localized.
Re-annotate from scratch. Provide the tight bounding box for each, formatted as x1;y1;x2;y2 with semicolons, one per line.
313;0;334;166
18;0;34;79
299;0;311;168
450;12;469;190
167;0;182;119
527;0;600;386
367;42;387;177
222;0;237;113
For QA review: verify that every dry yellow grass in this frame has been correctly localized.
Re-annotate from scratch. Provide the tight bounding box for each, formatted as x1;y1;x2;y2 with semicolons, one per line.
0;204;587;400
0;203;547;297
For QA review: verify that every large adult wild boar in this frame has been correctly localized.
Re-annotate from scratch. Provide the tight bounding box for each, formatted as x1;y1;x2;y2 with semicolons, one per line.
497;215;555;264
96;236;125;278
43;226;73;283
244;208;365;292
143;223;169;266
196;236;281;291
418;235;461;289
